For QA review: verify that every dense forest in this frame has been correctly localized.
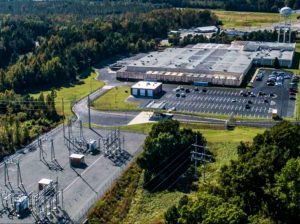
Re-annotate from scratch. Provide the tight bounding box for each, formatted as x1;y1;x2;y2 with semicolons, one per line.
0;0;299;15
0;1;161;17
165;122;300;223
0;9;218;94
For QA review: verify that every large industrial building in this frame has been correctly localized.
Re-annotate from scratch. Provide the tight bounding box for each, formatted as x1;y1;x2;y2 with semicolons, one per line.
117;41;295;86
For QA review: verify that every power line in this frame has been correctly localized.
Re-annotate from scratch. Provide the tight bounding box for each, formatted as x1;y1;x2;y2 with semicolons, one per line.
143;144;192;188
151;157;191;192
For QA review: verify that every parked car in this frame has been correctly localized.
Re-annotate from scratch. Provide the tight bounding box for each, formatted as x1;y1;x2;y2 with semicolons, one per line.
167;107;176;112
245;104;251;109
194;87;199;91
185;88;190;93
289;88;298;93
202;88;207;93
181;93;186;97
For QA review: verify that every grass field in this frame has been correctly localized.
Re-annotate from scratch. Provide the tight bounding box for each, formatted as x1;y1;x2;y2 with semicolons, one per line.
213;10;298;28
31;72;104;118
92;86;139;111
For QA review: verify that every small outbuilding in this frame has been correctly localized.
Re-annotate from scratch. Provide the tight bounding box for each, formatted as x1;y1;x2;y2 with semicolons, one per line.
69;153;85;167
38;178;53;191
131;81;162;98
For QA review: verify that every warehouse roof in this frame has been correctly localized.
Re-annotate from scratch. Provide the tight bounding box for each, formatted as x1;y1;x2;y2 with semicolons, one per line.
125;41;295;76
131;81;162;90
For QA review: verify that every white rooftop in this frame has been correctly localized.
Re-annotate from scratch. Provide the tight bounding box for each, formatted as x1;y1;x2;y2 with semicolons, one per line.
132;81;162;90
70;154;85;159
125;41;295;76
38;178;53;185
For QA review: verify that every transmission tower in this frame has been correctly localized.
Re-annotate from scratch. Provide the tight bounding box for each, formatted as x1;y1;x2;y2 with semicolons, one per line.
191;136;213;183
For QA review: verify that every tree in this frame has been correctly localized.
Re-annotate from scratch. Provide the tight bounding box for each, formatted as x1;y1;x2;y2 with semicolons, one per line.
273;158;300;222
165;205;180;223
137;120;206;190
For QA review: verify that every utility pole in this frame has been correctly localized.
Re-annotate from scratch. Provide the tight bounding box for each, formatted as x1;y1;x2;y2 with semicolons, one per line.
62;98;65;144
50;139;55;162
88;94;91;128
191;136;213;183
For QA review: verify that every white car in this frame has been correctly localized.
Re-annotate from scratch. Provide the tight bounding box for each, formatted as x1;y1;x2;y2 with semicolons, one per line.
275;82;283;87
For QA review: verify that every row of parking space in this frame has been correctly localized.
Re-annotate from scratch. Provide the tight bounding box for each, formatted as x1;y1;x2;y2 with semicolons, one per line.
165;93;276;105
169;89;243;97
166;100;271;115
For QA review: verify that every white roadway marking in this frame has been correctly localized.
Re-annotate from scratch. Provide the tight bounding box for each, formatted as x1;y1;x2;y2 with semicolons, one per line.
64;154;105;192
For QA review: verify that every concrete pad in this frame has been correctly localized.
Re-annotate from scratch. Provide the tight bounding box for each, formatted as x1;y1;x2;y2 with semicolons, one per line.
128;111;155;125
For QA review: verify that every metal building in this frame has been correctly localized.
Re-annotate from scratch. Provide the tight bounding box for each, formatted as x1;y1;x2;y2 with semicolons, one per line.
131;81;163;98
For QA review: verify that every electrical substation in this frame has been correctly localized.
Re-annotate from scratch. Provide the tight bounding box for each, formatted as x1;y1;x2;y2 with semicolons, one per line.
0;117;146;223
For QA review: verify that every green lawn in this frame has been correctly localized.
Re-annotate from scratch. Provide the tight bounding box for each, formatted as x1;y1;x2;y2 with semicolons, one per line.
92;86;139;111
31;72;104;118
213;10;298;28
97;122;264;143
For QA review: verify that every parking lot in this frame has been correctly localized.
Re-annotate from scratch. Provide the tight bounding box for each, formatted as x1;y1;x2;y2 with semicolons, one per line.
137;69;296;118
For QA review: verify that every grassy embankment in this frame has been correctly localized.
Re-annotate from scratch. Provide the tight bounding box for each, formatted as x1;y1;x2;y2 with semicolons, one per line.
92;86;139;111
31;72;105;118
88;123;264;223
213;10;298;29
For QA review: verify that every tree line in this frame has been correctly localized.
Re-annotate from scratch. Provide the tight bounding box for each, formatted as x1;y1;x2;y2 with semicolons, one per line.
144;0;300;12
0;1;160;17
0;90;59;160
170;29;284;47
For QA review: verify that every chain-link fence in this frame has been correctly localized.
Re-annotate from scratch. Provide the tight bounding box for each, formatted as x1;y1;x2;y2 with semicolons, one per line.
72;153;140;224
